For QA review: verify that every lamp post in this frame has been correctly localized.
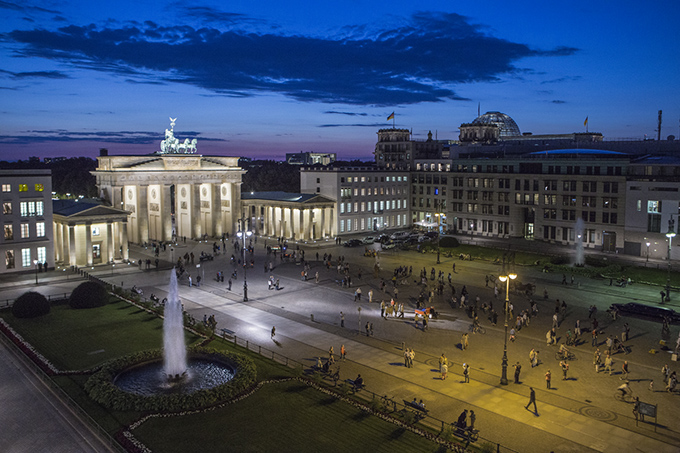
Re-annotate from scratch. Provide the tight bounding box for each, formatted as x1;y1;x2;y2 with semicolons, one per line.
33;259;39;285
665;217;675;303
237;219;252;302
646;241;651;265
498;267;517;385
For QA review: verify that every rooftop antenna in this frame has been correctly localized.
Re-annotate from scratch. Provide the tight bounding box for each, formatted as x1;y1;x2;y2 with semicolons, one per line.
657;110;662;141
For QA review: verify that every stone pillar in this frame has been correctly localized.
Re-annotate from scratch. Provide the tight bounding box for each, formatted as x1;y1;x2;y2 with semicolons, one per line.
62;224;69;263
161;184;173;241
138;185;149;245
253;205;260;235
111;185;123;209
85;221;93;266
329;207;335;237
212;183;222;238
304;209;312;241
232;183;241;235
54;221;62;263
122;221;129;261
298;209;304;240
271;207;278;238
320;208;327;238
107;221;114;263
68;224;76;266
192;183;202;239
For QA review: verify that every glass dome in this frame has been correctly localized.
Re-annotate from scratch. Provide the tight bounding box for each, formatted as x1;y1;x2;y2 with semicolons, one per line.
472;111;520;137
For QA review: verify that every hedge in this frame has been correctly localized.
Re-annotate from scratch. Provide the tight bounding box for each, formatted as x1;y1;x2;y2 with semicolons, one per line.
12;291;50;318
69;281;109;309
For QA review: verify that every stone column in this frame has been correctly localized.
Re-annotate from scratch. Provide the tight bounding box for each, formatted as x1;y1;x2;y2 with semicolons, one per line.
85;221;92;266
111;185;123;209
68;224;76;266
62;224;69;263
320;208;327;238
138;185;149;245
122;221;129;261
304;209;312;241
329;207;335;237
107;221;114;263
192;183;202;239
212;183;222;238
161;184;173;241
271;207;278;238
54;221;62;263
232;183;241;235
298;209;304;240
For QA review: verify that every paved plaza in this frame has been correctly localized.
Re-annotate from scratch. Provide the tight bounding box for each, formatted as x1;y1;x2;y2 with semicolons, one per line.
1;236;680;452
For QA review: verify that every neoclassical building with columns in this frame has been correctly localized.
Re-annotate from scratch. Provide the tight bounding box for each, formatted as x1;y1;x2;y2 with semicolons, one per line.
241;192;336;241
92;153;245;245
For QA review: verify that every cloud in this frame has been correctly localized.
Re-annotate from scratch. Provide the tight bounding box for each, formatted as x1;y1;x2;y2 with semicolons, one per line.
0;69;69;79
0;129;226;145
318;123;387;128
324;111;369;117
551;100;566;104
0;1;60;14
5;11;578;105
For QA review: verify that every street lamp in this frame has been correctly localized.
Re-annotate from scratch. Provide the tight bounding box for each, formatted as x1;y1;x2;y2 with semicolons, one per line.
665;217;675;303
435;212;445;264
498;267;517;385
646;241;651;265
33;259;39;285
237;219;252;302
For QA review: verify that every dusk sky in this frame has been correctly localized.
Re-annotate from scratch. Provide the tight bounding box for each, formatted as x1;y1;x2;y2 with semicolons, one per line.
1;1;679;161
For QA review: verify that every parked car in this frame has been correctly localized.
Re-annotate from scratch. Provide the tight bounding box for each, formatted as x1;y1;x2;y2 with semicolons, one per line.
609;302;680;322
362;236;375;244
343;239;363;247
377;234;390;244
390;231;410;241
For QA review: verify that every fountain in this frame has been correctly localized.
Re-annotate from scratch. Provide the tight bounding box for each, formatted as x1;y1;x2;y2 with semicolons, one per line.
574;218;585;266
164;270;187;379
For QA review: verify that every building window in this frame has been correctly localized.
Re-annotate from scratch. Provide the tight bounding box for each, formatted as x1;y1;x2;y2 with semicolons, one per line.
647;200;661;213
21;248;31;267
92;226;100;236
37;247;46;263
5;250;15;269
20;202;28;217
1;184;10;192
4;224;13;240
648;213;661;233
28;202;36;216
20;223;29;238
340;219;345;233
36;222;45;237
35;183;44;192
19;184;28;192
2;202;11;214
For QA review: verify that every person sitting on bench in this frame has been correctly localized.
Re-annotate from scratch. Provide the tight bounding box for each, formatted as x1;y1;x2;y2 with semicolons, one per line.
353;374;363;389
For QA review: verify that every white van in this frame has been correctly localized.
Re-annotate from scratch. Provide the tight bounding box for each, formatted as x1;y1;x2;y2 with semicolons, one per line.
390;231;410;241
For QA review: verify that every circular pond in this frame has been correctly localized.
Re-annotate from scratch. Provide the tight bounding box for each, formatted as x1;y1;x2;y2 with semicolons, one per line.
115;358;235;396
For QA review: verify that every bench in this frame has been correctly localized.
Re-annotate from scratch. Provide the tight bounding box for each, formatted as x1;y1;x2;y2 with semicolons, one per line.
220;328;235;339
346;379;364;392
403;399;429;415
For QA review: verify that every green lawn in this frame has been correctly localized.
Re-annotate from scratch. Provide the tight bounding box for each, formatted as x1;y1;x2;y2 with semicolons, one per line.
134;379;444;453
0;298;201;370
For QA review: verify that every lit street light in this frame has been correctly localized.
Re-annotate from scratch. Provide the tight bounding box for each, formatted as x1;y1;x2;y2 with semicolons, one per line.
498;266;517;385
646;241;651;265
237;218;252;302
665;217;675;303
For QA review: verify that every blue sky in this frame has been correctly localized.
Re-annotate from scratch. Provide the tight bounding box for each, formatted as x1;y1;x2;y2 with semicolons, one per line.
1;1;679;160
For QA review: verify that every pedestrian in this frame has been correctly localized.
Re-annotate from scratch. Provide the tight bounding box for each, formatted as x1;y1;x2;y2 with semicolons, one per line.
604;353;613;375
525;387;537;413
606;335;613;355
329;346;335;364
340;311;345;328
188;275;192;287
560;360;569;380
591;329;598;347
441;363;448;380
463;363;470;383
621;360;629;380
462;332;469;350
593;349;602;372
365;322;370;337
546;330;553;346
271;326;276;339
529;348;537;367
469;410;476;429
622;323;630;343
633;397;643;422
545;370;552;389
439;353;448;372
341;344;346;360
380;300;385;318
409;348;415;367
315;271;319;283
196;275;201;287
514;362;522;383
404;348;410;367
228;278;232;290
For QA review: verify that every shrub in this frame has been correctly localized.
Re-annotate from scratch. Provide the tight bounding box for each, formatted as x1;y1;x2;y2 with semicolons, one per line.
439;236;460;248
12;291;50;318
69;281;109;309
549;255;569;265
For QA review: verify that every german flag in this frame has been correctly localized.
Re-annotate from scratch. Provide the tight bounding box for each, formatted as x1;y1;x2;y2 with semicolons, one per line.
387;112;395;121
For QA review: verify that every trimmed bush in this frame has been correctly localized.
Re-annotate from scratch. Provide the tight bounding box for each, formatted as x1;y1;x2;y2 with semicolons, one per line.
69;281;109;309
549;255;569;265
439;236;460;248
12;291;50;318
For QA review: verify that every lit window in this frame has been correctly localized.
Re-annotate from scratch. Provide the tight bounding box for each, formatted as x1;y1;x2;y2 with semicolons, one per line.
4;224;13;240
36;201;43;216
20;202;28;216
1;184;10;192
21;248;31;267
28;202;36;216
647;200;660;213
21;223;29;238
35;183;44;192
2;202;11;214
37;247;46;263
92;226;100;236
36;222;45;237
19;184;28;192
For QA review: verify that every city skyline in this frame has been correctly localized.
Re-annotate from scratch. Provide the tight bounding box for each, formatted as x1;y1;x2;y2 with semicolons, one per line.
1;1;679;161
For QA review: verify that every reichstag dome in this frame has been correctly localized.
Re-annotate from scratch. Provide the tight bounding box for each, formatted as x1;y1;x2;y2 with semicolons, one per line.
472;111;521;137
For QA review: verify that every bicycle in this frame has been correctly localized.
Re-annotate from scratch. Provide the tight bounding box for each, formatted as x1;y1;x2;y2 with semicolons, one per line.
614;389;635;403
470;323;486;334
555;350;576;361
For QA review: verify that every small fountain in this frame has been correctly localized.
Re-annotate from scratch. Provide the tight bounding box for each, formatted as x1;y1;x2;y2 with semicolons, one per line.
574;218;585;266
164;270;187;380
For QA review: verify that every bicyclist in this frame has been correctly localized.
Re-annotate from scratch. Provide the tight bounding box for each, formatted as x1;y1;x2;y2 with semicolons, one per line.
617;381;631;398
558;343;570;358
473;316;481;332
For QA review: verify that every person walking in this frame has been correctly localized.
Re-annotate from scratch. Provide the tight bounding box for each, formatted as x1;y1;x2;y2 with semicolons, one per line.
604;353;614;375
462;332;469;350
621;360;629;380
561;360;569;380
545;370;552;389
463;363;470;383
329;346;335;364
529;348;537;367
365;322;370;337
439;353;448;372
369;322;374;336
525;387;537;413
340;312;345;328
592;329;598;347
340;344;346;360
404;348;410;367
441;363;448;380
513;362;522;383
593;349;602;372
271;326;276;339
368;289;374;303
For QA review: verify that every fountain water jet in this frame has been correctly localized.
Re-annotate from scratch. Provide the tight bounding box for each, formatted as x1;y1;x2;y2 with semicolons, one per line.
163;270;187;378
575;218;585;266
